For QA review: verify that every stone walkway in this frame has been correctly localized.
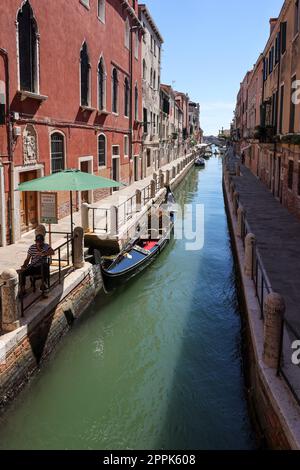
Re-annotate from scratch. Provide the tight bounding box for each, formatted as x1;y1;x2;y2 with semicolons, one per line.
0;153;190;272
227;149;300;333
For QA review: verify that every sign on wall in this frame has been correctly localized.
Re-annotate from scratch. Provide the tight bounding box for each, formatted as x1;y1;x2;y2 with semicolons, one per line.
40;192;58;225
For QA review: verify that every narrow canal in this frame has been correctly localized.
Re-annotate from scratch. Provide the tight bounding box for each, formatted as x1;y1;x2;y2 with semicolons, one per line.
0;155;255;450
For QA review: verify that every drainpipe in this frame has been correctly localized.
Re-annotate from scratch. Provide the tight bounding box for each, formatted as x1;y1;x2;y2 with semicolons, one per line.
0;48;14;245
130;25;139;183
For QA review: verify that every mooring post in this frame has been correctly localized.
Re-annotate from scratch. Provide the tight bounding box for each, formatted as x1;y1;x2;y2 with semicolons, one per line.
73;227;85;269
263;293;285;369
244;233;256;278
0;269;20;332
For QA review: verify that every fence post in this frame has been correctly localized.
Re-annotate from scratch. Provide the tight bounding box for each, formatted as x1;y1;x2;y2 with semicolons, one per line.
177;164;180;175
172;166;176;179
244;233;256;278
0;269;20;332
263;293;285;369
136;189;142;211
233;191;239;215
81;203;90;233
237;206;244;238
110;206;118;236
230;182;235;202
165;170;170;186
160;172;165;189
150;179;156;199
153;172;157;188
73;227;84;269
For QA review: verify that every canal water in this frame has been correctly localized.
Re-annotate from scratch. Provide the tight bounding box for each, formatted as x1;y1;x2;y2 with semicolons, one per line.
0;155;255;450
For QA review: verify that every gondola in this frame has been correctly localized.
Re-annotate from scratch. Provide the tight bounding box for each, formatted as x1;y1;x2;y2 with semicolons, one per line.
194;157;205;167
98;190;175;291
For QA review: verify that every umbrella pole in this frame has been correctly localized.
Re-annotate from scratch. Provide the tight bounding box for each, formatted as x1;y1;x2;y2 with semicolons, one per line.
70;191;74;265
70;191;74;236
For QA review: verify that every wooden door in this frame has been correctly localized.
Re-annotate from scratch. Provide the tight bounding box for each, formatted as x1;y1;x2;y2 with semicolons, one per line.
20;171;38;233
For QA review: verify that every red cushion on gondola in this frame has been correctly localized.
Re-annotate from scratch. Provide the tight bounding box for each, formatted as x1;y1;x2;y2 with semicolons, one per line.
143;241;157;251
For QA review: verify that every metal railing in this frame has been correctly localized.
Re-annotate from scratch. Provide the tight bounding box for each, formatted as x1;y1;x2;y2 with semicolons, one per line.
141;183;152;205
117;193;138;227
91;207;109;233
19;234;73;317
229;163;300;404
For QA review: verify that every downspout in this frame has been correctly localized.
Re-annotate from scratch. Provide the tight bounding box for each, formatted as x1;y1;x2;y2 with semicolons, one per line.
0;47;14;245
129;27;134;183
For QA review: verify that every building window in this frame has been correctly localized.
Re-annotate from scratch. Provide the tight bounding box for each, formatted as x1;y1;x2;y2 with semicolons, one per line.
125;18;130;49
281;22;287;54
51;133;65;173
124;77;129;117
135;31;139;59
80;0;90;8
295;0;300;36
17;1;39;93
153;71;156;90
112;68;118;113
98;57;106;110
288;160;294;190
98;0;105;23
80;42;91;107
279;84;284;134
150;68;153;87
135;84;138;121
142;60;146;80
124;136;129;157
143;108;148;133
290;75;296;132
147;149;151;167
143;23;146;43
98;134;106;167
154;40;156;57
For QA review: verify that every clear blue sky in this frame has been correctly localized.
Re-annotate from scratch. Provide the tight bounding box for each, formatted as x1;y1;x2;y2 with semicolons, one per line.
145;0;284;135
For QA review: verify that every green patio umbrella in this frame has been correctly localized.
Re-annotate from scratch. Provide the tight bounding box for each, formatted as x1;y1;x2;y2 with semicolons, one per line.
17;169;123;235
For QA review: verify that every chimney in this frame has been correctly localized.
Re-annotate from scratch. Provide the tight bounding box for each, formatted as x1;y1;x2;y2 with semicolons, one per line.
269;18;278;35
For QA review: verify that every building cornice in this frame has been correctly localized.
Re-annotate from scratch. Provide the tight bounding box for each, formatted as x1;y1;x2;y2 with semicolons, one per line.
138;4;164;44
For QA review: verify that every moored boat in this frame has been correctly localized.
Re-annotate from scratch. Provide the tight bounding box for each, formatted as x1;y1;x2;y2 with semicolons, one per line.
195;157;205;167
98;191;176;291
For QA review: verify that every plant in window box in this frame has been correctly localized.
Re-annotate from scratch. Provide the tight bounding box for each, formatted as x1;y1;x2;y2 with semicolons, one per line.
281;133;300;145
254;125;265;140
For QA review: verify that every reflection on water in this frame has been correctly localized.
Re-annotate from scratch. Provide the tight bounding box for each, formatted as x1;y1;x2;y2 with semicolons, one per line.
0;156;255;450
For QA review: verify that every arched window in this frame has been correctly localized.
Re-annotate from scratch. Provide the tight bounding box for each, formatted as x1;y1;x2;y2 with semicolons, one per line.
124;77;129;117
98;134;106;167
125;18;130;49
142;60;146;80
98;58;106;110
51;132;65;173
135;84;138;121
17;1;39;93
98;0;105;23
80;42;91;107
112;68;118;113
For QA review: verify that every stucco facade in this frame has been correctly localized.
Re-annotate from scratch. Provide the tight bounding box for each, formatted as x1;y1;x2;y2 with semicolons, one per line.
232;0;300;220
139;3;163;177
0;0;143;245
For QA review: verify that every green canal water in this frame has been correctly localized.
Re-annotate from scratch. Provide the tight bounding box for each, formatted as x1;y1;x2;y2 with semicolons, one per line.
0;156;255;450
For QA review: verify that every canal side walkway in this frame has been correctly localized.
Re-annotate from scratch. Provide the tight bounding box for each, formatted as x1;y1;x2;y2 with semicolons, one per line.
0;153;192;273
223;152;300;449
227;149;300;335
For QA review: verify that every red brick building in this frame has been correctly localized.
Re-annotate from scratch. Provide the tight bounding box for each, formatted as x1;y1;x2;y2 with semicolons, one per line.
0;0;144;245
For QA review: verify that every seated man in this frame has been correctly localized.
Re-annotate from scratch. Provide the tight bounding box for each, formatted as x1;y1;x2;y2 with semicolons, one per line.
20;234;54;297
